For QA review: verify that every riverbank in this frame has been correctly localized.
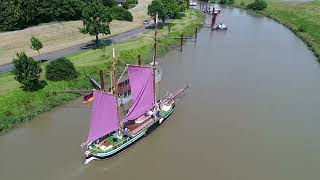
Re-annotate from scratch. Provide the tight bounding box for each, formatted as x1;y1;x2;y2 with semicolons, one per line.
0;9;204;134
230;0;320;61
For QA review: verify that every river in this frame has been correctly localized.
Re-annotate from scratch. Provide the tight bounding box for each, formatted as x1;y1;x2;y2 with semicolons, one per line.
1;4;320;180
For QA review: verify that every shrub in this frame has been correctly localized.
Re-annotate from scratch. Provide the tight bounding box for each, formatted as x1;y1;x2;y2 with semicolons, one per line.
247;0;267;11
45;57;78;81
298;24;306;32
110;6;133;21
12;52;42;90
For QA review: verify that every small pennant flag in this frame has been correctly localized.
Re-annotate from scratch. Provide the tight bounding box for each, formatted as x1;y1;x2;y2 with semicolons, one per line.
83;92;94;104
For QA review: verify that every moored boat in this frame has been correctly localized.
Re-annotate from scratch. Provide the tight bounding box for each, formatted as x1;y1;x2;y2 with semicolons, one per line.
189;1;197;6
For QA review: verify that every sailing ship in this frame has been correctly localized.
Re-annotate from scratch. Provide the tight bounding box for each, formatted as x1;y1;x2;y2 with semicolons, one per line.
83;21;189;164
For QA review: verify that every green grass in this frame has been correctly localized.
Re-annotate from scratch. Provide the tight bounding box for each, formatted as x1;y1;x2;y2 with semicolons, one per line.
0;9;204;134
233;0;320;60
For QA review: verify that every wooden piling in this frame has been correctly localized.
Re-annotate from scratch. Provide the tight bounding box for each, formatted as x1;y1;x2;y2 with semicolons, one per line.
180;34;184;52
195;27;198;41
99;70;105;91
137;54;142;65
211;13;217;31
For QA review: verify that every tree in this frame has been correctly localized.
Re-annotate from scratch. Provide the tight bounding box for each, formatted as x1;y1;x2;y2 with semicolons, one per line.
160;0;179;18
30;36;43;61
148;0;166;23
110;6;133;21
80;0;112;45
122;1;129;9
101;0;117;7
12;52;42;91
0;0;22;31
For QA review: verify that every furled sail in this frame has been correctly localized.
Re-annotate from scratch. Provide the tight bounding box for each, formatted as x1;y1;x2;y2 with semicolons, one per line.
86;91;119;143
125;65;154;121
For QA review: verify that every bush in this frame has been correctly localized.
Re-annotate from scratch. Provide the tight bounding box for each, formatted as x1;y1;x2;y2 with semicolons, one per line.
247;0;267;11
110;6;133;21
12;52;42;90
45;57;78;81
298;24;306;32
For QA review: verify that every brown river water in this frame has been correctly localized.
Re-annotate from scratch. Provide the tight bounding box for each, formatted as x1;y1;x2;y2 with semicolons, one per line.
1;5;320;180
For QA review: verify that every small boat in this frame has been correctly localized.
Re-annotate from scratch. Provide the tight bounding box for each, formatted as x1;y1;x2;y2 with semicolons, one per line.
215;22;228;30
189;1;197;6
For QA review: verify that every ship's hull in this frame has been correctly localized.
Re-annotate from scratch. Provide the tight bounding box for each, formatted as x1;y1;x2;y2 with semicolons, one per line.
85;105;175;164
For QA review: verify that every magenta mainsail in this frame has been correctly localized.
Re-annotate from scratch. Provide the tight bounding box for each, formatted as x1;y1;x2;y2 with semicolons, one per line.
125;65;154;121
86;91;119;143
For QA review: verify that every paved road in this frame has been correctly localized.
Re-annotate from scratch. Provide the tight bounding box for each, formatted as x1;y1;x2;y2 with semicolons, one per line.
0;27;148;74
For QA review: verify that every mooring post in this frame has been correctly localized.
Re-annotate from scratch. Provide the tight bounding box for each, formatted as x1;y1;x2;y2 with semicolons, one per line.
195;27;198;41
211;12;217;31
137;54;142;65
99;70;105;91
180;34;184;52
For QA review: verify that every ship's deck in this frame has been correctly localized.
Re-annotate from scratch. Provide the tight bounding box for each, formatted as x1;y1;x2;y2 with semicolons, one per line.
127;115;154;136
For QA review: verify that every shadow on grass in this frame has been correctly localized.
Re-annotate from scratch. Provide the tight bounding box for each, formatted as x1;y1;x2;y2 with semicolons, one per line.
21;80;47;91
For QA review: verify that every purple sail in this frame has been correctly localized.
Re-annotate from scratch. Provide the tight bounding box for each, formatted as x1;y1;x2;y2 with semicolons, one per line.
86;91;119;143
125;65;154;121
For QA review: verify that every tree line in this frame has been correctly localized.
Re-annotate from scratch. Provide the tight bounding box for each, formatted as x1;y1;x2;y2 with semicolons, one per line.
0;0;133;31
147;0;189;23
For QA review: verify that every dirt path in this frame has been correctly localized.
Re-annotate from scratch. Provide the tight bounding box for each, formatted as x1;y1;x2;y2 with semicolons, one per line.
0;0;151;66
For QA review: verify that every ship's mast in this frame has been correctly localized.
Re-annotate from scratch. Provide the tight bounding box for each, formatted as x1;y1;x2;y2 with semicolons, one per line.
111;48;122;131
152;14;158;107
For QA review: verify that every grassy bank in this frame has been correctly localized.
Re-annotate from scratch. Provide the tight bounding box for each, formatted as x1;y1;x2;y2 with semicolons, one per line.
0;9;204;134
231;0;320;61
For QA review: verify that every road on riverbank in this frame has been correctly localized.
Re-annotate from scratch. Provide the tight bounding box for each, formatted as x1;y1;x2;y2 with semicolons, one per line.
0;27;148;74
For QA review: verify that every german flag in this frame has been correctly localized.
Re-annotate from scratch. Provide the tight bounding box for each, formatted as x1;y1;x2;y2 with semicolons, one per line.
83;92;94;104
